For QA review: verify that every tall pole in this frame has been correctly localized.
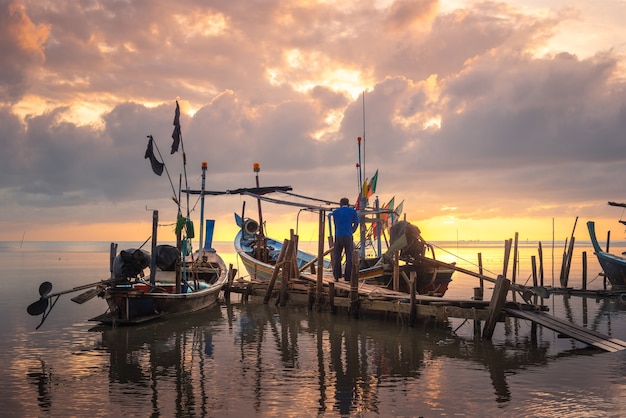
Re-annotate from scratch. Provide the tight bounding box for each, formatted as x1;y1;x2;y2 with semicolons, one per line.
198;161;207;254
254;163;264;237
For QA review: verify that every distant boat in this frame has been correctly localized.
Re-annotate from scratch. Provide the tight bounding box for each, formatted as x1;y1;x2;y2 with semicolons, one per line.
587;220;626;289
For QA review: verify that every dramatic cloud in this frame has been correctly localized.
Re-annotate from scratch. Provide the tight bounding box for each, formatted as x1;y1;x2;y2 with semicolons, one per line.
0;0;625;241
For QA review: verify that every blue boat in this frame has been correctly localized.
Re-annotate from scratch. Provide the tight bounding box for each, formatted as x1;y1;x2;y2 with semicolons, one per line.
587;220;626;289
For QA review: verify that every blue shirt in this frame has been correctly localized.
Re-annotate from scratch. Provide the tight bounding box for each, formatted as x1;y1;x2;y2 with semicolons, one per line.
332;206;359;237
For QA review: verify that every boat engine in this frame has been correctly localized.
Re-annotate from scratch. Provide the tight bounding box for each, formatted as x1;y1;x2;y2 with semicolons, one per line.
389;221;426;261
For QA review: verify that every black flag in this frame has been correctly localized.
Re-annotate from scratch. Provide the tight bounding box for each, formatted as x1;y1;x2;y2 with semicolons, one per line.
145;135;164;176
171;101;181;154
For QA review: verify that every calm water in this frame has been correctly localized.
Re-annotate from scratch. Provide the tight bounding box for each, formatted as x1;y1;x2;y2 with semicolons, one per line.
3;240;626;416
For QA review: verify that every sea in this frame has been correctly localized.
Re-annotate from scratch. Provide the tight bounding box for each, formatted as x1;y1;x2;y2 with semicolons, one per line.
3;239;626;417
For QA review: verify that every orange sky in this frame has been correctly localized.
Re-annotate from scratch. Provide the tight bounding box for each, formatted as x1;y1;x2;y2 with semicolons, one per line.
1;0;626;244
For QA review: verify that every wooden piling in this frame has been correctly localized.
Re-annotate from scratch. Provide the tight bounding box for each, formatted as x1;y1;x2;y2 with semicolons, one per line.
279;239;296;307
482;275;510;340
315;210;325;310
477;252;484;290
502;239;512;278
582;251;587;290
512;232;519;284
224;264;236;301
393;251;400;291
328;282;336;314
538;242;544;287
409;273;417;327
263;239;288;304
531;256;538;287
349;250;360;318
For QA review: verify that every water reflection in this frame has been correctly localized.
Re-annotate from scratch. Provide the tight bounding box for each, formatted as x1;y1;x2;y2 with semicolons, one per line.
49;299;619;416
26;359;52;411
95;308;224;416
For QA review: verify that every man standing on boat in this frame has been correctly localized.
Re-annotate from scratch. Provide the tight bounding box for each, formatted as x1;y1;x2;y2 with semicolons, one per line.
332;197;359;282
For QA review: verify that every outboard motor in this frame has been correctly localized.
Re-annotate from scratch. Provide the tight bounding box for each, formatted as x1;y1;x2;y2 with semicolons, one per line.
389;221;426;260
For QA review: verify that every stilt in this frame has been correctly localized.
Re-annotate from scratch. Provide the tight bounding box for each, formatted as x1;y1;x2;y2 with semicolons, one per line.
482;275;510;340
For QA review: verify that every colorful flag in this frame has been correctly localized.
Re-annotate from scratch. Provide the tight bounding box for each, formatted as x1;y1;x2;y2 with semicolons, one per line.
144;136;164;176
171;101;181;154
395;200;404;220
368;169;378;197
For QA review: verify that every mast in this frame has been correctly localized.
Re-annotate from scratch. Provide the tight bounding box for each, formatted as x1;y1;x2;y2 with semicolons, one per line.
198;161;207;255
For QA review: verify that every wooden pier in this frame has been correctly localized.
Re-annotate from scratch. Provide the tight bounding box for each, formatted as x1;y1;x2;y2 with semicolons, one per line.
224;260;626;352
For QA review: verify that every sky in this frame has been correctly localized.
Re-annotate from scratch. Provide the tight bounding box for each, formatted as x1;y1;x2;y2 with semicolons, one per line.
1;0;626;246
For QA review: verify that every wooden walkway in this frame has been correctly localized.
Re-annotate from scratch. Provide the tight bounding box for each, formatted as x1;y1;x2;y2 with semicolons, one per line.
505;307;626;352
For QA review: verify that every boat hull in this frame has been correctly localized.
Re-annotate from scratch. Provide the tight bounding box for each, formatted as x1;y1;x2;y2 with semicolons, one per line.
587;221;626;289
94;252;228;325
235;230;452;296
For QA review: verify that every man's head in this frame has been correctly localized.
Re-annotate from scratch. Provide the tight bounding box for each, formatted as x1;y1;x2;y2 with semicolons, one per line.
340;197;349;206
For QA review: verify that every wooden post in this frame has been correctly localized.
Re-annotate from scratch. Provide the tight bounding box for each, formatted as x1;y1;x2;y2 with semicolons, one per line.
563;236;575;288
538;242;544;287
475;251;484;301
477;252;484;290
109;243;118;279
582;251;587;290
263;239;288;304
329;282;336;314
349;250;360;318
393;250;400;291
315;210;325;310
307;283;315;309
224;264;236;301
482;275;510;340
279;240;295;307
502;239;512;278
559;239;568;288
531;256;538;287
409;273;417;327
512;232;518;284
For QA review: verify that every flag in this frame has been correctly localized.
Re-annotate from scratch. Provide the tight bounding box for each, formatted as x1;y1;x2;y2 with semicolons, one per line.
145;135;164;176
384;196;395;232
368;169;378;197
395;200;404;220
171;101;181;154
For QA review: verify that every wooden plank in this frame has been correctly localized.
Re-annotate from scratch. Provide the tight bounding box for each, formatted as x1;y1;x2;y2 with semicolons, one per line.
506;308;626;352
482;275;510;339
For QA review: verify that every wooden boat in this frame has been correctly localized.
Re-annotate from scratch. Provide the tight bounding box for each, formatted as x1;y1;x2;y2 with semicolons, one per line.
233;204;453;297
91;240;228;325
27;103;228;328
587;220;626;289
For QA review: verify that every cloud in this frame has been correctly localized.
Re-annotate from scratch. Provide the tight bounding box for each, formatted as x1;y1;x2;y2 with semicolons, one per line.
0;0;625;240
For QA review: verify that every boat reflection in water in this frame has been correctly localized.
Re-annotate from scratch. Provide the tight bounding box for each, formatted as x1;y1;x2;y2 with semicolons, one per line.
78;298;616;416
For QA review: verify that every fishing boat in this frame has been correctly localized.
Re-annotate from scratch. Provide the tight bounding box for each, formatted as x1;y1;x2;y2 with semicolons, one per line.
232;163;453;296
27;102;228;327
234;211;452;295
587;220;626;289
90;218;228;325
